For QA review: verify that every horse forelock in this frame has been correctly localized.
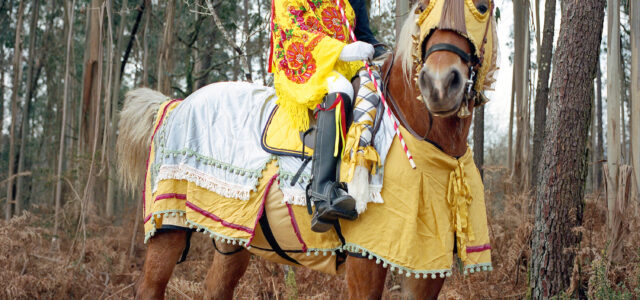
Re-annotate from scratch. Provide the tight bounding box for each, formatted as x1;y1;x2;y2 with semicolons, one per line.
397;3;421;84
396;1;420;84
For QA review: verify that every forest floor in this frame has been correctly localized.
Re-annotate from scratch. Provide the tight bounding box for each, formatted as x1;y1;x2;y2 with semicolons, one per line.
1;166;639;299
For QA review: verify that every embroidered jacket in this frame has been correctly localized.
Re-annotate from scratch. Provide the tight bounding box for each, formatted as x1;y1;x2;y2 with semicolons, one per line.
269;0;363;130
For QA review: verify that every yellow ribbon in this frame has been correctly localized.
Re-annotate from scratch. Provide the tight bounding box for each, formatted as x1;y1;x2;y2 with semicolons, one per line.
339;122;381;183
446;160;475;262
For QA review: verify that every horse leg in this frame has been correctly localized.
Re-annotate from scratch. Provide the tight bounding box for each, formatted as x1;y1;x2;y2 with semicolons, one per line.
401;277;445;300
203;241;251;300
136;230;187;299
346;256;388;300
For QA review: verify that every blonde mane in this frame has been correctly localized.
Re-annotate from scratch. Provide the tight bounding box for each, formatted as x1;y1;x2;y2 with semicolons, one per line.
396;3;422;83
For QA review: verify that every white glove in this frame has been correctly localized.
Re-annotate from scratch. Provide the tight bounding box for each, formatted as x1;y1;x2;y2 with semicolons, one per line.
339;41;375;62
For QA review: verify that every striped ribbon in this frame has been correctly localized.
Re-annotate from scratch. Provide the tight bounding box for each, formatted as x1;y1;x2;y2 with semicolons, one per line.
334;0;416;169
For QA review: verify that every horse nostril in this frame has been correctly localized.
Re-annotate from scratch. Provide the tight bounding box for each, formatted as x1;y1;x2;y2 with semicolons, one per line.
446;69;462;97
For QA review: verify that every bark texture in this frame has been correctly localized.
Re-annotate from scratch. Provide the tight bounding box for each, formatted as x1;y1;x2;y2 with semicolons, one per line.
530;1;605;298
531;0;556;186
512;0;531;189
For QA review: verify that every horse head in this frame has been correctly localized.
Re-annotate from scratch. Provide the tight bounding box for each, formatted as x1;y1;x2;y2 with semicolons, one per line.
388;0;498;157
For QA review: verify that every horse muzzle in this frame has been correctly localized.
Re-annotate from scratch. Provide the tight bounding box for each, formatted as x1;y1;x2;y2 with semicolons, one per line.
417;64;467;118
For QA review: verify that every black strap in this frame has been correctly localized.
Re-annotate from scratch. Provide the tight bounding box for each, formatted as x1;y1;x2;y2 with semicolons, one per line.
424;43;474;64
291;156;312;187
212;239;245;256
332;221;348;271
177;230;192;263
258;206;301;265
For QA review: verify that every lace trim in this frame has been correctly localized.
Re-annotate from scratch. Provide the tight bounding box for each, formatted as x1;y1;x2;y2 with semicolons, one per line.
342;243;493;279
157;165;256;200
144;210;188;243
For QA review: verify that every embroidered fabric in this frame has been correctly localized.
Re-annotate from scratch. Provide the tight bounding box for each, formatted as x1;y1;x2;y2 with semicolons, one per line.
149;81;396;207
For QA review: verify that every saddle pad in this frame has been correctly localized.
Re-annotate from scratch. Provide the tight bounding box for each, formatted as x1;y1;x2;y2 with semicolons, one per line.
261;105;314;158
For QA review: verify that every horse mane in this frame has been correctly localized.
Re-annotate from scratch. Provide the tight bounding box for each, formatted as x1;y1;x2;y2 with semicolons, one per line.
396;3;421;84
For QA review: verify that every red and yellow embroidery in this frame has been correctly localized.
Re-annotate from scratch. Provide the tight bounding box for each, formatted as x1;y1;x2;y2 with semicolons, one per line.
268;0;361;130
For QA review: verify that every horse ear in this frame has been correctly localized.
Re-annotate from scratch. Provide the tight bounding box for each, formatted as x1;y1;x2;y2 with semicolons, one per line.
414;0;430;14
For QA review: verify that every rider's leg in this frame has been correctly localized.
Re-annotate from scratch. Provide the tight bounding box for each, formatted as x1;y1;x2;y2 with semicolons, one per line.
348;0;389;59
309;72;357;233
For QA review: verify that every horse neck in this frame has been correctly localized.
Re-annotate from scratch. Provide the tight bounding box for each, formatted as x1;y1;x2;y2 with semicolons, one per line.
384;54;473;158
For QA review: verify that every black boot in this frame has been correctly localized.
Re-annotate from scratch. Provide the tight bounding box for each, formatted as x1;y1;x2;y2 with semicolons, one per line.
308;92;358;233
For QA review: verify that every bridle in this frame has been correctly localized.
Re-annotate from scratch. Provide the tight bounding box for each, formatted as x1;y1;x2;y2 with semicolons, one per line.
412;2;494;118
379;2;493;140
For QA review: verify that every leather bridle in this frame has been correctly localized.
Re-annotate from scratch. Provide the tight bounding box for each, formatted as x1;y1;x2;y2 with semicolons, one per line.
378;3;494;141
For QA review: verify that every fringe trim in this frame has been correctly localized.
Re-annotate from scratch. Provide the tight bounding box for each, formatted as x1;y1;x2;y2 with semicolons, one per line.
157;165;255;200
368;185;384;204
280;185;383;207
186;220;251;247
281;187;308;206
144;210;188;243
342;243;493;279
162;148;264;178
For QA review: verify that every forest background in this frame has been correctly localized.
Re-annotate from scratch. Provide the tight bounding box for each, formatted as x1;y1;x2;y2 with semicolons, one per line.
0;0;639;298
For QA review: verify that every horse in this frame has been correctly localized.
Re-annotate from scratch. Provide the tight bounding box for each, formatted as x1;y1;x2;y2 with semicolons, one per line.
117;1;497;299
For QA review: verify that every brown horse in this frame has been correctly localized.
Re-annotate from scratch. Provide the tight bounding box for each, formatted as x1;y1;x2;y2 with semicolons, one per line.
120;1;496;299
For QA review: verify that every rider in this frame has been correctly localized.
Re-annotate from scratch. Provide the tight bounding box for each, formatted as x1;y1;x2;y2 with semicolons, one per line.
269;0;379;232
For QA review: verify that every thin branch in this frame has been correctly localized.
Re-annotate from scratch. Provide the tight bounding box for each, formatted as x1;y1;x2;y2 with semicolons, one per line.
120;0;147;80
204;0;252;82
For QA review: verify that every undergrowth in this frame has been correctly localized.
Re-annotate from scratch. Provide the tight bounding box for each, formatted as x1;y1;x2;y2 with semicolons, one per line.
1;166;639;299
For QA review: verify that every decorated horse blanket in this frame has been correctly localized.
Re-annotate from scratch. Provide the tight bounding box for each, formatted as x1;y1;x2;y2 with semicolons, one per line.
143;81;492;278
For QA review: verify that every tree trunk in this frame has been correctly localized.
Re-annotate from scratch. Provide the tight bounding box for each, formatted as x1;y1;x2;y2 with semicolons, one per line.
531;0;556;187
81;0;105;216
606;0;622;231
5;0;25;220
54;0;76;244
141;0;151;86
473;106;484;179
596;61;604;190
105;0;128;218
512;0;531;189
157;0;175;95
395;0;410;38
14;0;41;215
530;0;605;297
508;74;515;170
632;0;640;196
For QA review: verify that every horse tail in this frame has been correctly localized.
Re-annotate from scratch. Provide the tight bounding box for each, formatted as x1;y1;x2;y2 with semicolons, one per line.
116;87;168;194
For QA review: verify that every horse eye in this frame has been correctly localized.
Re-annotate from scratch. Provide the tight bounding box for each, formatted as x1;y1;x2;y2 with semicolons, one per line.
476;3;489;14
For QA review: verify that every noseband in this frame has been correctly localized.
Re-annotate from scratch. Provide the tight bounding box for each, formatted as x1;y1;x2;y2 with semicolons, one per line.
413;5;494;116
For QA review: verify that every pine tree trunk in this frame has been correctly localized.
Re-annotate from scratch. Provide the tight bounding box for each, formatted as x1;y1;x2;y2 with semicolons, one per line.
5;1;26;220
532;0;556;187
631;0;640;196
530;1;605;297
606;0;622;231
157;0;175;95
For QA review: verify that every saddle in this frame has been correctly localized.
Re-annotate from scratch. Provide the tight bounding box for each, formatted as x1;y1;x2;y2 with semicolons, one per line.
260;78;364;158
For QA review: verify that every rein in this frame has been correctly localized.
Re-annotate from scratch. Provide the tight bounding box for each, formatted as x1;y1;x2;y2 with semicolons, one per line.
381;52;432;142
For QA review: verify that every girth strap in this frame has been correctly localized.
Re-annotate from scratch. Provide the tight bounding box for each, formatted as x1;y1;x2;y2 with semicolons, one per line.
258;205;301;265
